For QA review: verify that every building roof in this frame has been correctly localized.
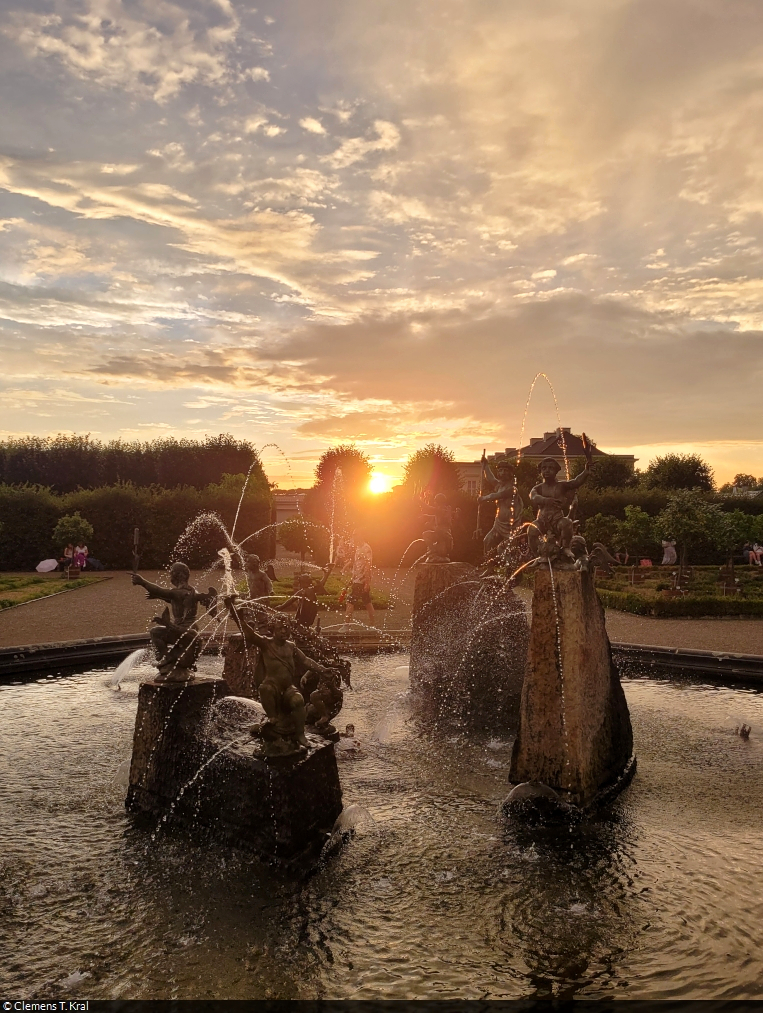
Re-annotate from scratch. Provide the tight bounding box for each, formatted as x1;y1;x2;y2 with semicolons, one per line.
490;428;635;463
505;428;606;460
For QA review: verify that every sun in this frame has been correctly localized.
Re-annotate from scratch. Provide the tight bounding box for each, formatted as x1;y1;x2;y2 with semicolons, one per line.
368;471;392;495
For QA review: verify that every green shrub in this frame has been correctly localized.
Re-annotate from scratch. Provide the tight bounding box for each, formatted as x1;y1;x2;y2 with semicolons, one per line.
0;484;62;570
597;587;763;617
52;511;94;551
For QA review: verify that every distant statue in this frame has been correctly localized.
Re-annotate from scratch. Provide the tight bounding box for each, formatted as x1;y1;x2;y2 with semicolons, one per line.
421;492;456;563
225;602;335;755
245;554;273;603
277;566;333;627
528;434;594;564
132;563;217;678
478;457;524;558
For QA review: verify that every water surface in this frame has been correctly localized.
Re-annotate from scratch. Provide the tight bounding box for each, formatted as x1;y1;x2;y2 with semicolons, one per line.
1;656;761;999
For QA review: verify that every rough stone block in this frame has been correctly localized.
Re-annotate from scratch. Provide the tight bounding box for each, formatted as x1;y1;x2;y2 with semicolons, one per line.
509;567;633;805
409;562;529;734
126;677;343;862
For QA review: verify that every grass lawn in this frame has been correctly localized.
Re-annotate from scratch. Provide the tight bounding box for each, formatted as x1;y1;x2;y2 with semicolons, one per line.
0;572;108;610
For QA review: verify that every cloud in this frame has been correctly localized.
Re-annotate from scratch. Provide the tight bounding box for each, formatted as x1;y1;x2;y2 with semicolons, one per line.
323;120;400;168
299;117;326;135
3;0;763;486
3;0;246;103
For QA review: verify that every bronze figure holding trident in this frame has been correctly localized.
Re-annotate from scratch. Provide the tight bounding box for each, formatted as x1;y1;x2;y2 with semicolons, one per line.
528;432;594;563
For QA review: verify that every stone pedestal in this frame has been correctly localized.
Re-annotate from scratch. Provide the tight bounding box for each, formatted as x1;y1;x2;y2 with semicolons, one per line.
126;677;343;862
222;634;258;697
127;677;227;807
508;568;634;806
409;562;529;734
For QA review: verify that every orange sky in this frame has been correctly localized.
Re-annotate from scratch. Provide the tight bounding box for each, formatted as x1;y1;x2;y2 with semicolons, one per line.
2;0;762;488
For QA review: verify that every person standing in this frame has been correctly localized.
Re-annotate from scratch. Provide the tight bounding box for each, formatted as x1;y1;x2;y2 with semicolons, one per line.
344;530;375;628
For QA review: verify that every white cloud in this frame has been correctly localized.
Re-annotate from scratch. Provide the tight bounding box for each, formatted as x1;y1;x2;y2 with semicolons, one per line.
323;120;400;169
4;0;241;103
243;66;270;82
299;117;326;135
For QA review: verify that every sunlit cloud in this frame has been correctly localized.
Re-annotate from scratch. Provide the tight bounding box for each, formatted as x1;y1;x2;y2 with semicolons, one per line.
1;0;763;485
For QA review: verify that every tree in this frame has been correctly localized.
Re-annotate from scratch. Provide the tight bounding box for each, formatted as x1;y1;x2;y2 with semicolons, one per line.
402;444;461;496
655;490;719;570
52;512;94;550
732;473;758;488
569;455;634;489
276;517;311;561
314;444;372;492
644;453;714;492
583;513;619;548
302;444;372;538
719;473;761;495
708;509;756;578
614;505;657;559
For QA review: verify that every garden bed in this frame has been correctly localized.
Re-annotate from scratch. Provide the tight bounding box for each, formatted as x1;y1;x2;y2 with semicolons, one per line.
597;587;763;617
0;573;109;610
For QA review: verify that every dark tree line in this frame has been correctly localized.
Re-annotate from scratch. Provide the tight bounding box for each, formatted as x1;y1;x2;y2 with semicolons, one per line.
0;434;261;492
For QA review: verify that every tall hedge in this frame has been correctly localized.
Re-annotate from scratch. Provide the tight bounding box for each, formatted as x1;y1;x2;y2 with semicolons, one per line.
0;474;272;571
0;434;261;493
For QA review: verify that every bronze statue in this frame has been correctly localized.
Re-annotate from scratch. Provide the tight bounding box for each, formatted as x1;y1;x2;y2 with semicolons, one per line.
570;535;619;576
245;554;273;603
132;563;217;678
528;434;593;564
421;527;453;563
302;665;344;736
277;566;332;627
478;457;524;558
420;493;456;562
224;601;333;756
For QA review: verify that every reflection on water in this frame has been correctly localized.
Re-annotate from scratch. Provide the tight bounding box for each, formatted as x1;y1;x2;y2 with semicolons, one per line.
1;656;762;999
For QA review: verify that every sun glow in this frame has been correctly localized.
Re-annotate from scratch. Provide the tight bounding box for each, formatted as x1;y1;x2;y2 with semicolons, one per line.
368;471;393;495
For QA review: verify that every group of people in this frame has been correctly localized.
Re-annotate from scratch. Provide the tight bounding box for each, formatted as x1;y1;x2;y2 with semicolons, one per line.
743;542;763;566
58;542;89;570
57;543;105;571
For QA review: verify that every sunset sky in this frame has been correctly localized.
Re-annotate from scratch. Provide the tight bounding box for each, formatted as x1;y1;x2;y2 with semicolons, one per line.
2;0;763;487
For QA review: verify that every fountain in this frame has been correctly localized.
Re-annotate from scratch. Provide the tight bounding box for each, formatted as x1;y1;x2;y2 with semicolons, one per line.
409;482;530;734
125;541;349;862
5;423;763;999
408;426;634;813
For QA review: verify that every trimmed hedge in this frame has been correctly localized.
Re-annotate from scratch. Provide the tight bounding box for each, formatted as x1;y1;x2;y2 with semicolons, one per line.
0;476;272;571
597;587;763;618
0;434;261;493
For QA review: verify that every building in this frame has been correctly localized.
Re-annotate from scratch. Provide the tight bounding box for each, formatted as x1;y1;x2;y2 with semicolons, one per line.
272;490;305;525
456;428;637;495
272;490;307;559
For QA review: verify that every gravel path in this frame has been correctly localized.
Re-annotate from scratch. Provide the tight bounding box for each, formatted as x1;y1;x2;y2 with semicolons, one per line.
2;567;763;656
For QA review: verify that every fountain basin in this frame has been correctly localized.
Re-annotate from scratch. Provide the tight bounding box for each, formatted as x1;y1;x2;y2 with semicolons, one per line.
2;653;763;999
